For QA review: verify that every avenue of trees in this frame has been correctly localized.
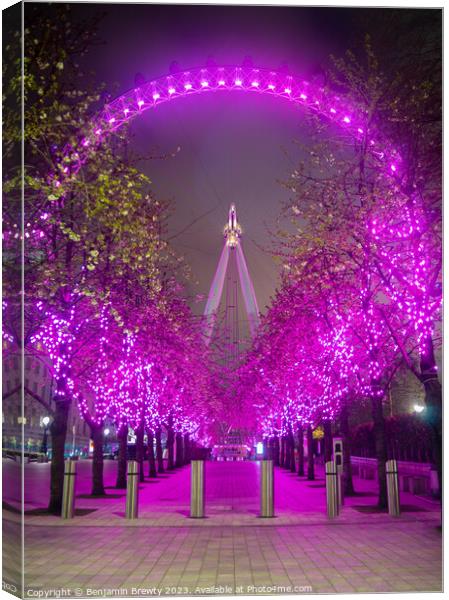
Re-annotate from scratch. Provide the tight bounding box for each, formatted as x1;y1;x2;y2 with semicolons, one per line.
2;5;216;513
2;6;441;514
237;29;442;508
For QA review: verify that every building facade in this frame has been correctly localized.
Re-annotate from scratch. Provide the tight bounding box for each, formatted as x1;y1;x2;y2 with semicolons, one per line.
2;354;90;456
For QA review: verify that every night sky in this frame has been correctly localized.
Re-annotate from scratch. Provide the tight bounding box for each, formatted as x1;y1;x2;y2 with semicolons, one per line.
41;3;439;323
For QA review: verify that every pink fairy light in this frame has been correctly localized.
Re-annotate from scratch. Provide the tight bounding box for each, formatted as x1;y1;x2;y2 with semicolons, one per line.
50;62;404;209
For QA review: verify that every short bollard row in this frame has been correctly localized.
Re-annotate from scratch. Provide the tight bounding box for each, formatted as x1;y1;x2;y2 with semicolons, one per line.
59;457;401;521
61;459;77;519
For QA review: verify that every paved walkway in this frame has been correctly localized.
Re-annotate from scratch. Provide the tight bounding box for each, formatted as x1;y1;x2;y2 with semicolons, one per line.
2;460;442;595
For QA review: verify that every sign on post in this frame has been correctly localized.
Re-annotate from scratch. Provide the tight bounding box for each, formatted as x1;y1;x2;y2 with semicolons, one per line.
333;437;344;507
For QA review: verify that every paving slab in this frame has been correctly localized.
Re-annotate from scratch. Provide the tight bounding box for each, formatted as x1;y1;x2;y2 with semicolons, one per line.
2;459;442;595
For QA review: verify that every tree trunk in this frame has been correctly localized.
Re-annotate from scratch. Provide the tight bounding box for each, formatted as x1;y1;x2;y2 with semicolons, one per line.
297;425;305;476
323;420;333;463
156;428;164;473
175;432;183;467
90;423;105;496
273;436;280;466
135;424;145;483
420;335;442;498
284;435;291;470
340;404;355;496
48;399;71;514
166;425;175;470
280;436;285;467
147;430;157;478
183;433;190;464
116;425;128;489
371;394;388;510
289;431;296;472
269;437;275;461
307;426;314;480
264;438;273;460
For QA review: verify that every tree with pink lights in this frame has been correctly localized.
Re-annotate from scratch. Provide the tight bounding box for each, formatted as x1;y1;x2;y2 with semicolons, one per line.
272;38;442;499
72;286;213;492
3;4;208;512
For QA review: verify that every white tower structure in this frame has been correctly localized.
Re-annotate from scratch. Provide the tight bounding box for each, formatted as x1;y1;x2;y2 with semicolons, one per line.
204;204;260;348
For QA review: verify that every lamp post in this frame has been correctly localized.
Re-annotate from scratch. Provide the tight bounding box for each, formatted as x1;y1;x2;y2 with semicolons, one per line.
41;416;50;455
104;428;110;455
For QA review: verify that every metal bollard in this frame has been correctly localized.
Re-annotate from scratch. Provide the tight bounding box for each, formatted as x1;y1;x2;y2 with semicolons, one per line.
125;460;139;519
190;460;205;518
61;459;77;519
260;459;275;517
325;460;339;518
386;459;400;517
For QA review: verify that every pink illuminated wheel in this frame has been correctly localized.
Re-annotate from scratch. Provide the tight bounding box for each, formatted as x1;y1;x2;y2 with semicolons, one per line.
50;63;402;187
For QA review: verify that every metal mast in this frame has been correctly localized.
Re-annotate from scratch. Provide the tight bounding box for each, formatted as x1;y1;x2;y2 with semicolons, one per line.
204;204;260;358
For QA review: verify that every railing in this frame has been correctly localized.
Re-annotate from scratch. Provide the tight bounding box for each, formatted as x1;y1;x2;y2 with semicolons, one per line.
2;448;47;463
350;456;437;496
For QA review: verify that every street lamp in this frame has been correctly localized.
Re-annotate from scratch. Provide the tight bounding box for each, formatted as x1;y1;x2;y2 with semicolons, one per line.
103;428;112;456
413;404;425;414
41;416;50;455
